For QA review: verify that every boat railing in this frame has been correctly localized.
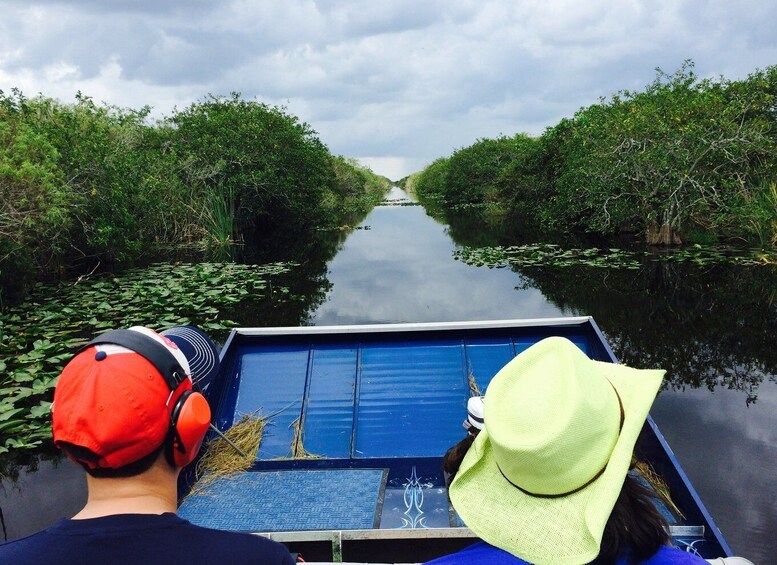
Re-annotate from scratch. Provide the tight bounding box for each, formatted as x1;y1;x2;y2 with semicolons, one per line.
254;525;710;564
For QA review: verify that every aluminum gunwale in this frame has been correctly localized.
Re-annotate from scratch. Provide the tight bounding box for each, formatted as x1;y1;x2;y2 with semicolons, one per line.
233;316;594;336
256;525;705;542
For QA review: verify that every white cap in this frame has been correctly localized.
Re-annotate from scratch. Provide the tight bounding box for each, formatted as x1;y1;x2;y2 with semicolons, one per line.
465;395;485;432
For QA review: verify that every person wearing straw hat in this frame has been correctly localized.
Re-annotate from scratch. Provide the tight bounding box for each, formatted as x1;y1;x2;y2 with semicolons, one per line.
428;336;707;565
0;325;294;565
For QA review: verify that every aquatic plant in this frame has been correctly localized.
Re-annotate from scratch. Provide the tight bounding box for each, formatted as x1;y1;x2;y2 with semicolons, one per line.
200;184;239;258
0;261;298;456
454;243;777;270
379;199;421;207
454;244;643;269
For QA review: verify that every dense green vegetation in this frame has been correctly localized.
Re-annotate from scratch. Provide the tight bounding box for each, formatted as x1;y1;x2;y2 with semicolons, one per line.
0;90;391;305
413;62;777;247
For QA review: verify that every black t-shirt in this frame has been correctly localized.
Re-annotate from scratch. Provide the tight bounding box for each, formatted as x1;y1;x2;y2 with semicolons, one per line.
0;512;295;565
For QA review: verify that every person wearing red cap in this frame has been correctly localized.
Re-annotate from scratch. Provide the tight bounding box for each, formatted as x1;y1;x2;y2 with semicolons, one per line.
0;326;294;565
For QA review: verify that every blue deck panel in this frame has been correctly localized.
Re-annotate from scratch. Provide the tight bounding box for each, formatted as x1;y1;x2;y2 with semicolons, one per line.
302;345;358;458
463;338;515;393
464;335;590;394
355;341;468;458
236;345;309;459
179;469;387;531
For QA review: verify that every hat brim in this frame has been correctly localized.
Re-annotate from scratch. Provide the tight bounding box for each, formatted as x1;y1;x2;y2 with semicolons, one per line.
449;360;665;565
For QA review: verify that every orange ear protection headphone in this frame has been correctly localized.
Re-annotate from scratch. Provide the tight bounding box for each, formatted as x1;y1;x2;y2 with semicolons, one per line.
85;329;212;467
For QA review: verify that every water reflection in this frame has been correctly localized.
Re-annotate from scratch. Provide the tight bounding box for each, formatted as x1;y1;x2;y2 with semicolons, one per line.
310;188;564;325
651;385;777;562
0;456;85;542
517;262;777;400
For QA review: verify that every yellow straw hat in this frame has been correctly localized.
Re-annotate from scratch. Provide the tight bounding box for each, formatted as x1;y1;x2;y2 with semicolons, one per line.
449;336;665;565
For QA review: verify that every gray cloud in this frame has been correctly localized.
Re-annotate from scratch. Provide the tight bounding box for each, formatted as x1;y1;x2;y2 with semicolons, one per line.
1;0;775;180
2;0;217;15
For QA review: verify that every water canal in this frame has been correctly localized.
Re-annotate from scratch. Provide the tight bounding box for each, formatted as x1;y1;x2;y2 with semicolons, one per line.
1;186;775;563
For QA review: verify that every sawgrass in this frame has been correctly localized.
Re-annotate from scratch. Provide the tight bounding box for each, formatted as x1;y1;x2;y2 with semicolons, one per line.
635;460;685;519
190;413;267;494
468;366;482;397
290;417;322;459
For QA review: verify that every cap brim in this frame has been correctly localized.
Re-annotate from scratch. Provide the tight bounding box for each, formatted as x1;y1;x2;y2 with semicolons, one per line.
450;361;664;565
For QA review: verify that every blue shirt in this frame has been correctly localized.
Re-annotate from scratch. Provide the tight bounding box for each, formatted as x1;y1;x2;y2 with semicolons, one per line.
0;512;295;565
425;541;709;564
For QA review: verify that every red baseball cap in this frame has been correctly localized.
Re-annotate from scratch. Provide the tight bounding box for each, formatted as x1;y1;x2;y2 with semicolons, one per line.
52;326;207;469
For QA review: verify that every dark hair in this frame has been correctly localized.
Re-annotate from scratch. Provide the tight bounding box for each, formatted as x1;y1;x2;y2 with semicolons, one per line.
442;440;670;564
442;434;475;490
59;443;167;478
595;471;671;565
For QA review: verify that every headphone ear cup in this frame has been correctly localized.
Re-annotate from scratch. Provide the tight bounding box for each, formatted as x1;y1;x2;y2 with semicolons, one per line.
167;390;211;468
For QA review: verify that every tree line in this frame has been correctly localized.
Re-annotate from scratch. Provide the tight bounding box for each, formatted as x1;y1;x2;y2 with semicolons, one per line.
410;62;776;248
0;91;391;304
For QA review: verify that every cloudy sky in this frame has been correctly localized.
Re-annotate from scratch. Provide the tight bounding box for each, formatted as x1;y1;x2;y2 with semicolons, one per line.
1;0;775;180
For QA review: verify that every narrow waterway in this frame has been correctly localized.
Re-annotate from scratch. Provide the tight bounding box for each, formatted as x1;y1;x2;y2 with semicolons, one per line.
2;186;774;562
310;188;564;325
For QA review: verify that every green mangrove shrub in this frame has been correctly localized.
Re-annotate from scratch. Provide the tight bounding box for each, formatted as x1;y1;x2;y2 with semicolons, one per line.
413;157;451;205
0;90;188;301
168;94;337;241
414;61;777;247
0;90;392;303
445;135;528;207
0;91;72;299
327;156;392;221
554;61;776;245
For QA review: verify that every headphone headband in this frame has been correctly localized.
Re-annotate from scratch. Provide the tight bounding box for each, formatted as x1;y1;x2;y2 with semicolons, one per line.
84;329;188;391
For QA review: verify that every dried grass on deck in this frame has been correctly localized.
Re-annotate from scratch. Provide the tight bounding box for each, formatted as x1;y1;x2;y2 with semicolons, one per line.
468;368;482;397
635;459;684;519
290;417;322;459
189;413;267;495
